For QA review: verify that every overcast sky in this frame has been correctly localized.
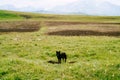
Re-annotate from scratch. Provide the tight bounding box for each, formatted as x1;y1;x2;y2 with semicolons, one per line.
0;0;120;10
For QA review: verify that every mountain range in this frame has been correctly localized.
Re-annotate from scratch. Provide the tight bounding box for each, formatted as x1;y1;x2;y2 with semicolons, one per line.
50;0;120;16
0;0;120;16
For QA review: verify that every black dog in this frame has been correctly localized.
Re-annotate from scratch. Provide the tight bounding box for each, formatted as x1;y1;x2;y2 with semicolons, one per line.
56;51;67;63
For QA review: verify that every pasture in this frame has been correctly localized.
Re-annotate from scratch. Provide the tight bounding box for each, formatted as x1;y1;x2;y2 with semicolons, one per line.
0;10;120;80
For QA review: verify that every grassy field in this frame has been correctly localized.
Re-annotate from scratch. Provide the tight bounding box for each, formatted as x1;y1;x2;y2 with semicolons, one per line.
0;10;120;80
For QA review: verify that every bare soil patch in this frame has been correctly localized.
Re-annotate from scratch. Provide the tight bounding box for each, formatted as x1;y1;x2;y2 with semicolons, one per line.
0;21;41;32
47;30;120;36
45;21;120;26
45;21;120;36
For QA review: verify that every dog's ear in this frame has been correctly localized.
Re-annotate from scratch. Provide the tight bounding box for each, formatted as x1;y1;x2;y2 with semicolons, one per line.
59;51;60;53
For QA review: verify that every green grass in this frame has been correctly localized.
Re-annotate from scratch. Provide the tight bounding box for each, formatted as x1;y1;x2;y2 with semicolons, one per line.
0;29;120;80
0;10;120;80
0;10;23;20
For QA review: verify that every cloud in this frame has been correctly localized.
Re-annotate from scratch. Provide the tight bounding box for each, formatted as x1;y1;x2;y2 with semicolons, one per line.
0;0;78;9
0;0;120;9
105;0;120;5
50;0;120;16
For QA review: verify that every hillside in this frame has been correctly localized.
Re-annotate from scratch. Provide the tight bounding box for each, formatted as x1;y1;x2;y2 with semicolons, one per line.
0;10;23;19
0;10;62;20
0;10;120;22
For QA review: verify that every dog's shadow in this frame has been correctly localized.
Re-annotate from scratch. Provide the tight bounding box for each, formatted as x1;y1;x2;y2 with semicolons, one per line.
47;60;77;64
47;60;59;64
68;61;77;64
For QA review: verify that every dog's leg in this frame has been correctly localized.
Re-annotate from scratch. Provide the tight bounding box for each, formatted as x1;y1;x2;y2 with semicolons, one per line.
58;58;61;63
65;58;67;62
65;55;67;62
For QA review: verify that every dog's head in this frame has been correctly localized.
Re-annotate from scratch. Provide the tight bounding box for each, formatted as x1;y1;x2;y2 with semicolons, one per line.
56;51;60;56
